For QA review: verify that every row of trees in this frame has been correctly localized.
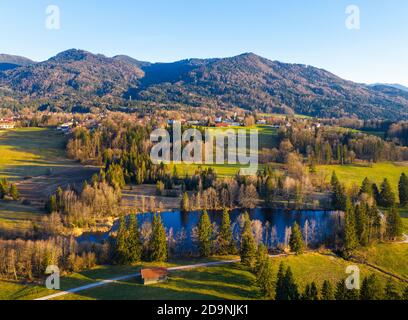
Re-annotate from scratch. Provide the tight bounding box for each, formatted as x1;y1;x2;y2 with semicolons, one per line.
0;237;109;280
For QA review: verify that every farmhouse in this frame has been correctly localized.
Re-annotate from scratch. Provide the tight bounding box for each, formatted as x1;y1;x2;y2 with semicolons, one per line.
141;268;168;285
0;118;15;129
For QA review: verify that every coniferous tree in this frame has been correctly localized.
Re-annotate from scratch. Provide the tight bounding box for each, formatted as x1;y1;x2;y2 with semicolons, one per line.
335;279;347;300
403;286;408;300
181;192;190;212
284;267;299;300
275;262;286;300
321;280;335;300
115;216;129;264
379;178;395;208
302;282;319;300
355;204;369;246
218;208;235;255
127;215;142;263
360;274;383;300
398;173;408;207
335;279;359;300
359;177;373;197
386;206;403;240
384;278;400;300
331;172;346;210
150;214;168;262
240;213;257;268
0;178;9;199
197;210;213;257
344;197;358;253
372;183;381;204
289;222;304;254
255;245;273;298
9;184;19;201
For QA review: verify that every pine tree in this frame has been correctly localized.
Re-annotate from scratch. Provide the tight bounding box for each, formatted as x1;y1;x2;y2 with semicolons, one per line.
398;173;408;207
335;279;347;300
372;183;381;204
344;197;358;253
355;204;369;246
9;184;19;201
115;216;129;264
46;194;58;213
127;215;142;263
379;178;395;208
331;172;346;210
335;279;359;300
218;208;235;255
197;210;213;257
275;262;286;300
255;244;268;276
386;206;403;240
302;282;319;300
181;192;190;212
284;267;299;300
256;245;273;298
0;178;9;199
359;177;373;196
150;214;168;262
265;177;274;206
240;213;257;268
384;278;400;300
403;286;408;300
289;222;304;254
321;280;335;300
360;274;383;300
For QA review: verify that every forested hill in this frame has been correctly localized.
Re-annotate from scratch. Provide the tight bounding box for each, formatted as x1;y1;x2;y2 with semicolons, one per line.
1;49;408;120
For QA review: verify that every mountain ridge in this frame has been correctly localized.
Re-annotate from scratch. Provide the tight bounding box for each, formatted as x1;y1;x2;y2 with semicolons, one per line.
1;49;408;120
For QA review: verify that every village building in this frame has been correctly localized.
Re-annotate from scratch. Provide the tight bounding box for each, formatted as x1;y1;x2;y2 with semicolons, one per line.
0;118;15;130
141;268;168;285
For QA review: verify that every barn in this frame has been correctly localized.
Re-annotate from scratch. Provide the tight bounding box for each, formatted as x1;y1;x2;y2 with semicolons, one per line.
141;268;168;285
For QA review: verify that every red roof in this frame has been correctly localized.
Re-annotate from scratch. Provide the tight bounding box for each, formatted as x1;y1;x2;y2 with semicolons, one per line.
141;268;168;279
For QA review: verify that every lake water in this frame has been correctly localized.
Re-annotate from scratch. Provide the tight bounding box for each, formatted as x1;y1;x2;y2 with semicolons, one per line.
78;209;343;248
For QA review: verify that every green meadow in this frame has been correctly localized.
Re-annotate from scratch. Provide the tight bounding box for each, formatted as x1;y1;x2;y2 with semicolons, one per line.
0;128;68;180
2;251;406;300
168;125;278;177
317;162;408;194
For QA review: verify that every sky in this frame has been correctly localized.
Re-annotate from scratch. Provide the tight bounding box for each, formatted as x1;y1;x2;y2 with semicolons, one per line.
1;0;407;86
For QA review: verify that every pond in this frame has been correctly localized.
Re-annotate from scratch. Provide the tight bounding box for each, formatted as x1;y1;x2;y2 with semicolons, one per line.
78;209;343;249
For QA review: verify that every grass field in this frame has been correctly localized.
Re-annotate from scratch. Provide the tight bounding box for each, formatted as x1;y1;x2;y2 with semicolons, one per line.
0;128;69;180
0;200;44;231
353;243;408;280
318;162;408;194
168;125;278;177
2;251;405;300
49;253;408;300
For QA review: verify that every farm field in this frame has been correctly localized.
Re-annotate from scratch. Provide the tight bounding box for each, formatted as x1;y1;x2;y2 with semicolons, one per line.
168;125;278;177
0;128;72;180
0;200;44;232
353;243;408;280
317;162;408;194
3;251;404;300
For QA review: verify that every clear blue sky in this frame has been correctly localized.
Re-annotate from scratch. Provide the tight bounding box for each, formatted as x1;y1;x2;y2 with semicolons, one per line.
1;0;407;85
